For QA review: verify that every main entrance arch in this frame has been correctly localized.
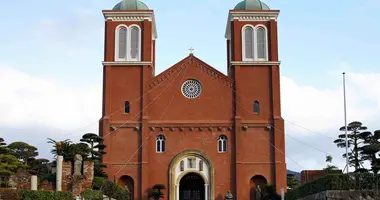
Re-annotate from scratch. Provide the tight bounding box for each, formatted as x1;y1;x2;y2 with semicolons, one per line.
169;150;215;200
180;173;205;200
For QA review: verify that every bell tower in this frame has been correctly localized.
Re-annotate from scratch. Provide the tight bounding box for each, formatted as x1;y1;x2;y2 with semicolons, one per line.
100;0;157;199
225;0;286;197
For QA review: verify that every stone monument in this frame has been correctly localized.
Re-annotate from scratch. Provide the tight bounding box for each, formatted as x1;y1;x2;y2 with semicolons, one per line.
73;154;83;176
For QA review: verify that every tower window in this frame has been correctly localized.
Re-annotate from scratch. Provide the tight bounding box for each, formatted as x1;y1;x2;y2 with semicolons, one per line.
124;101;130;114
253;101;260;114
115;25;141;61
241;25;268;61
242;26;254;61
218;135;228;153
256;26;268;60
129;26;140;61
117;26;128;60
156;135;166;153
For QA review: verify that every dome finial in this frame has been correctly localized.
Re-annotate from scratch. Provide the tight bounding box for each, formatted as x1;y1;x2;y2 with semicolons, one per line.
233;0;270;10
121;0;137;10
112;0;149;10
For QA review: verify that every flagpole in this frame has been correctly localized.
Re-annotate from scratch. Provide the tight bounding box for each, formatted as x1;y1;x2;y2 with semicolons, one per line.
343;72;349;173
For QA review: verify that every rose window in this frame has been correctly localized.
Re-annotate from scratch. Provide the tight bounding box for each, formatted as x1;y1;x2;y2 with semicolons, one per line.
181;79;202;99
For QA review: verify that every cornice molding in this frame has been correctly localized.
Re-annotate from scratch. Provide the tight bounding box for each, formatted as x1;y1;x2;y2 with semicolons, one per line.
230;61;281;66
102;11;158;39
102;61;152;66
192;56;234;88
230;11;279;21
148;63;186;90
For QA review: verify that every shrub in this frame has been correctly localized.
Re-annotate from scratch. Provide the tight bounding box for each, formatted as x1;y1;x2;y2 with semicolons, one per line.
101;181;130;200
82;189;103;200
286;173;380;200
92;176;107;190
20;190;72;200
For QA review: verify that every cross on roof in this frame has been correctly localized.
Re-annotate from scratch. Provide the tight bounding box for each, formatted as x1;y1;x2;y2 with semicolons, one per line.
188;47;195;54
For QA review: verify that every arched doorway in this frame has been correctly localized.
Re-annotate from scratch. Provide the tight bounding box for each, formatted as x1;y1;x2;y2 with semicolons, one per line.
179;173;205;200
118;175;134;200
249;175;267;200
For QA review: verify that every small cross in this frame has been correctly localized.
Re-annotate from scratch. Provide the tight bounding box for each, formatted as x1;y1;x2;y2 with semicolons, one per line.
188;47;194;54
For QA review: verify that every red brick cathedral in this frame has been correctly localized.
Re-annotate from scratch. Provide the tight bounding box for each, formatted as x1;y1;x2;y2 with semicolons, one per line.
99;0;286;199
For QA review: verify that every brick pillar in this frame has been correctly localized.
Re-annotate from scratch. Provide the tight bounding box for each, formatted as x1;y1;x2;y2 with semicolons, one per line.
83;161;94;190
62;161;72;192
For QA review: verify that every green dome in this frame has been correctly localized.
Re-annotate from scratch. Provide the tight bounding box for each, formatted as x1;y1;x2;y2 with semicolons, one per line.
234;0;270;10
112;0;149;10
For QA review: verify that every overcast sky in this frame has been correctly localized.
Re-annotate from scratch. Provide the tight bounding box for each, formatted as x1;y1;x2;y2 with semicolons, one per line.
0;0;379;172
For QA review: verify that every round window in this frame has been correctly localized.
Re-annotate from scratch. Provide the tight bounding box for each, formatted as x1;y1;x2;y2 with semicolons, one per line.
181;79;202;99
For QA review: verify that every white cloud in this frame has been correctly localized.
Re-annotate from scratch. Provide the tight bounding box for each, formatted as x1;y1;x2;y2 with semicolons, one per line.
281;71;380;171
0;64;102;133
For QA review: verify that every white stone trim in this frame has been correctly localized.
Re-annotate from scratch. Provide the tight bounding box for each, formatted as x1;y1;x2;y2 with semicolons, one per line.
102;61;152;66
230;61;281;66
103;11;158;39
225;11;279;39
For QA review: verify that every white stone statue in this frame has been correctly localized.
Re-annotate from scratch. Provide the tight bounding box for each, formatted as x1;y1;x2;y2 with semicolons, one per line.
73;154;83;176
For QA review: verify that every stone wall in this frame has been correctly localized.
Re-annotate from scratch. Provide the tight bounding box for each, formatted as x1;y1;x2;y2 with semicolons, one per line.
297;190;380;200
37;160;94;196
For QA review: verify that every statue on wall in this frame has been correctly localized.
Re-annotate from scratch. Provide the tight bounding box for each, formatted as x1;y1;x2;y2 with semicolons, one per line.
225;190;233;200
255;185;262;200
73;154;83;176
180;160;184;171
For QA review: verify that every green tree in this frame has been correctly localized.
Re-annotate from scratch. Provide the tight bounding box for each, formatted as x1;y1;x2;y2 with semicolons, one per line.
333;121;370;172
286;174;300;190
80;133;107;178
148;184;165;200
29;158;50;176
324;155;339;174
80;133;106;160
48;138;91;165
47;138;72;159
7;142;38;165
360;130;380;174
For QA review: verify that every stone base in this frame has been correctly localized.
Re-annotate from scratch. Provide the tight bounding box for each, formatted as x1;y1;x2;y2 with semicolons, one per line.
297;190;380;200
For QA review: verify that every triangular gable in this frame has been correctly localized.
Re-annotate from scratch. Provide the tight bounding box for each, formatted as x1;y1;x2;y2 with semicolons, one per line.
148;54;234;90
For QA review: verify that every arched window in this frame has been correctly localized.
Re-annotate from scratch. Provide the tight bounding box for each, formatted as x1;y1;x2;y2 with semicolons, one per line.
256;26;267;60
218;135;228;153
199;160;203;171
116;26;128;60
156;135;166;153
129;26;140;61
124;101;130;114
253;101;260;114
115;25;141;61
242;26;254;61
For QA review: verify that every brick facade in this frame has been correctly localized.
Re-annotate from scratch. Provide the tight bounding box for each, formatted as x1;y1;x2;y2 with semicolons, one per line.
301;170;343;184
100;3;286;200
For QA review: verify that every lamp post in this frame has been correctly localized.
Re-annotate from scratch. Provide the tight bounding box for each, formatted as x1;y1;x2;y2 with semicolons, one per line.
225;190;233;200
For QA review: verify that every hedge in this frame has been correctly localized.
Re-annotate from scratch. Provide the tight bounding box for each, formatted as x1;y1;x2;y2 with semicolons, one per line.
20;190;72;200
82;189;104;200
286;173;380;200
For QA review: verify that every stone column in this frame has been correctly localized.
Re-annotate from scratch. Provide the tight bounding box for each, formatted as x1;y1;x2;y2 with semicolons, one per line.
176;184;179;200
204;184;208;200
31;175;37;191
281;188;284;200
56;155;63;191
